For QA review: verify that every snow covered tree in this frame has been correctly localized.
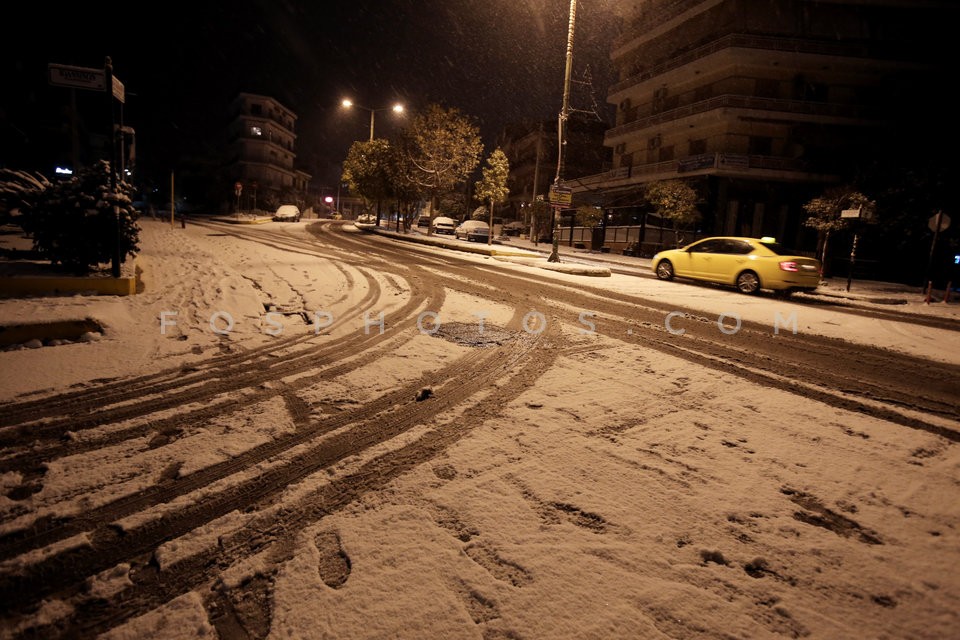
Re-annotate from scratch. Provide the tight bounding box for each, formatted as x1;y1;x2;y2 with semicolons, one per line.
474;148;510;244
803;186;876;274
575;205;603;228
397;104;482;233
386;140;425;232
643;180;701;247
527;199;552;244
18;160;140;274
342;139;395;223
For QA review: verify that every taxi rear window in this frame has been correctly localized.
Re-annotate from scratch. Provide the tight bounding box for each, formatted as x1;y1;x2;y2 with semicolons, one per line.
759;241;794;255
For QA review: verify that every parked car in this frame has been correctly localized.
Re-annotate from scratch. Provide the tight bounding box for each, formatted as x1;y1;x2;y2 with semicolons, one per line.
651;236;821;295
455;220;491;242
502;221;525;236
431;216;457;235
273;204;301;222
355;213;376;224
416;215;431;228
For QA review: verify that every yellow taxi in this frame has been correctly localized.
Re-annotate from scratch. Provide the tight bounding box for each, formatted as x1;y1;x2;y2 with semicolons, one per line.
651;236;821;296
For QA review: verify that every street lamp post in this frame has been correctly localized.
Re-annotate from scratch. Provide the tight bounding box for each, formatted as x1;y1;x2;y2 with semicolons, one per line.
549;0;577;263
341;99;404;141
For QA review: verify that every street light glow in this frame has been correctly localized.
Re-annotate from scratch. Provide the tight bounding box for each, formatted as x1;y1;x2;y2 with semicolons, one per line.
340;99;405;141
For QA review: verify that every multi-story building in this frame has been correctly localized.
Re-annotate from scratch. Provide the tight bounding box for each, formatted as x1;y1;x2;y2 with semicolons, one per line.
575;0;955;256
226;93;311;212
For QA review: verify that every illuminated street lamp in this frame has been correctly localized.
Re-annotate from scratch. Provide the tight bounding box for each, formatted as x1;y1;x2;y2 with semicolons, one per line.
340;99;404;141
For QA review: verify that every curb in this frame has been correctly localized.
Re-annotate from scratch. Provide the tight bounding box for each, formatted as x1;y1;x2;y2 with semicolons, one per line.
362;225;612;276
492;255;612;277
0;318;104;347
810;291;910;305
0;274;137;297
212;216;275;225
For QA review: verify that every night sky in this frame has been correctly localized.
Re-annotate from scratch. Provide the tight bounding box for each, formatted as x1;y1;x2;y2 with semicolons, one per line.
2;0;624;190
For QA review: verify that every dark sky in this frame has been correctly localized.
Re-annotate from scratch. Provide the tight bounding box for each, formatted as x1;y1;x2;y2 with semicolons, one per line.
2;0;624;189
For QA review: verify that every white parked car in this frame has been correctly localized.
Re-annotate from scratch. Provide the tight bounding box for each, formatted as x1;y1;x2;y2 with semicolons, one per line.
273;204;301;222
455;220;490;242
431;216;457;235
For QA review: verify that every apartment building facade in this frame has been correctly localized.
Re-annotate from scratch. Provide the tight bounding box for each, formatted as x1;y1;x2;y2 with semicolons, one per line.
226;93;311;212
573;0;954;255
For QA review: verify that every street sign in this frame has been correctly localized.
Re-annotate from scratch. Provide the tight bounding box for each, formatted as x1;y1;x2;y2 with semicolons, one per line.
840;207;862;219
48;63;105;91
112;75;125;103
49;63;124;103
929;211;951;232
548;184;572;205
234;182;242;196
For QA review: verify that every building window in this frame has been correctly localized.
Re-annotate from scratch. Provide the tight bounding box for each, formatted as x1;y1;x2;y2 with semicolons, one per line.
793;75;828;102
652;87;668;114
250;126;262;137
689;139;707;155
250;104;263;116
659;145;674;162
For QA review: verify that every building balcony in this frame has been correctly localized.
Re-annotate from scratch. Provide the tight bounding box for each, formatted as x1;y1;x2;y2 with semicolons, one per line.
230;107;296;132
610;33;876;97
231;131;295;152
570;152;840;194
612;0;713;52
604;94;873;145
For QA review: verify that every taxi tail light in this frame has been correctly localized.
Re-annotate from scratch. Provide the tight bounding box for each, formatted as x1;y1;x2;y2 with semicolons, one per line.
779;261;799;272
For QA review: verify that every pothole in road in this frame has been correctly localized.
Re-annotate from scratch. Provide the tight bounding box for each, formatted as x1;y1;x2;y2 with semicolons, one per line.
430;321;516;348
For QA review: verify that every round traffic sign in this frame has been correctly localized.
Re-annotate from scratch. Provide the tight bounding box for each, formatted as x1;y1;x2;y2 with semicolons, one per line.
929;212;950;232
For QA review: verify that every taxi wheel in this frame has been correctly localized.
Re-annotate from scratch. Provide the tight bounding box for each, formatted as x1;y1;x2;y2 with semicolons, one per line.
736;270;761;294
655;260;674;280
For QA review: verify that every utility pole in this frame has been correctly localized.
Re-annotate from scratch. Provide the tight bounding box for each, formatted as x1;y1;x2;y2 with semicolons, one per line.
530;121;543;237
105;56;121;278
549;0;577;263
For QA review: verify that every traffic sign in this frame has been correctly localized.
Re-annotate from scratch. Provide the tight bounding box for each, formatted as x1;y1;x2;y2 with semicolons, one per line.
112;75;125;103
548;184;572;205
929;211;951;232
48;63;105;91
49;62;125;104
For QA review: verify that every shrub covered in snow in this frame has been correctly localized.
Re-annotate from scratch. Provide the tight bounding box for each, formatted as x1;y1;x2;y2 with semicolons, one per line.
0;168;51;226
9;161;140;273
